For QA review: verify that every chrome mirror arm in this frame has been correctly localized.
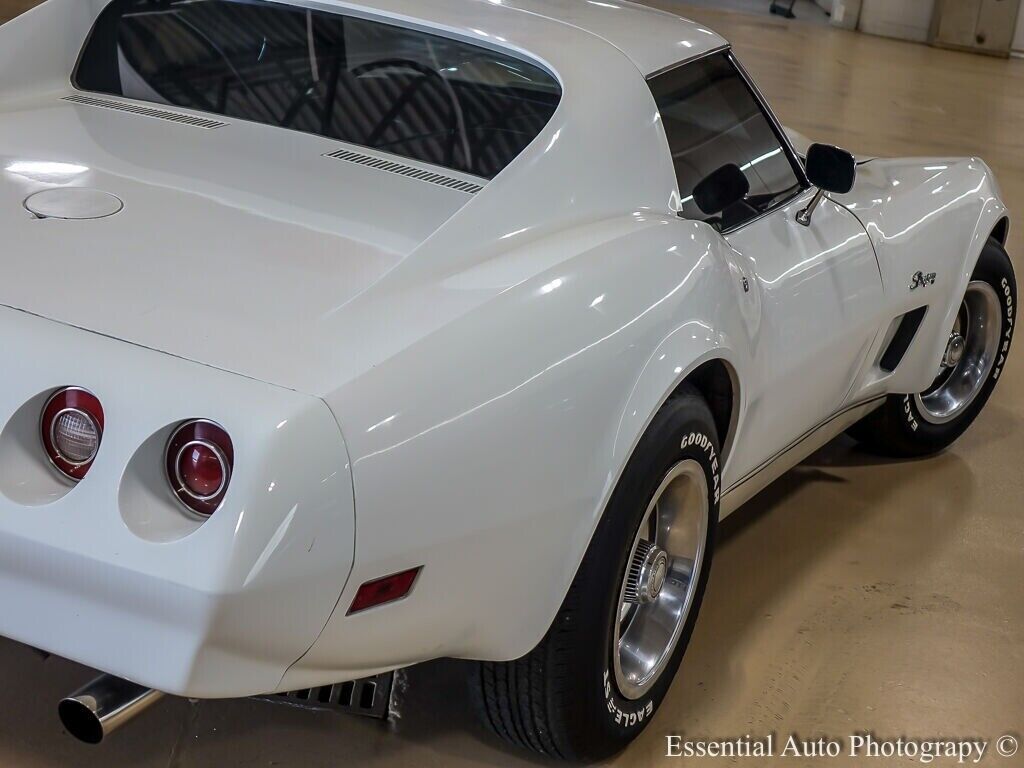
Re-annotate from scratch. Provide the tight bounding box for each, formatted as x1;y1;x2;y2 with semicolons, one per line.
796;187;826;227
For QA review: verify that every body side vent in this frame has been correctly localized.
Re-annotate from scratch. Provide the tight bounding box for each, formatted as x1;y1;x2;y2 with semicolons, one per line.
880;306;928;372
62;95;227;130
324;148;484;195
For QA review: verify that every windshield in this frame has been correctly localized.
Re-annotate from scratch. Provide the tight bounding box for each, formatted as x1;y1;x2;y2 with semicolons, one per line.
75;0;562;179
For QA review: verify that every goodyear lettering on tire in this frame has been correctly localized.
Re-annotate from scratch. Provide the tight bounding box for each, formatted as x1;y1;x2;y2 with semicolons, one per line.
680;431;720;504
603;429;718;730
994;276;1014;381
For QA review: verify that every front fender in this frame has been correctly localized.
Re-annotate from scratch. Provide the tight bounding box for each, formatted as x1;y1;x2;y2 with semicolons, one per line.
836;157;1009;394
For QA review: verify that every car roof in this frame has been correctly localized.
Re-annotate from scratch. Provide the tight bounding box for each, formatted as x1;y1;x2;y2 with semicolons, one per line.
303;0;728;76
488;0;728;74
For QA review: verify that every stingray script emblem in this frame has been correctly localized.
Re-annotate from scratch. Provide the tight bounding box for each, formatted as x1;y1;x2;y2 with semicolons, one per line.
910;271;937;290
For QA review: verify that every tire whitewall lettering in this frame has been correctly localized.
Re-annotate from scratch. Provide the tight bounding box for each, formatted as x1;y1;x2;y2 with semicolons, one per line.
604;670;655;728
994;275;1014;381
680;430;721;503
851;238;1015;456
473;386;719;760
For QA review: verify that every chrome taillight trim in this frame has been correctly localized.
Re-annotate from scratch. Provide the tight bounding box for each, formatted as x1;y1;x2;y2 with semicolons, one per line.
164;419;234;518
39;387;104;483
172;439;230;502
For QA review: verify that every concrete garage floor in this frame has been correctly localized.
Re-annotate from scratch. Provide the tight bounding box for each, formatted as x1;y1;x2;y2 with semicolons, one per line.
0;2;1022;766
680;0;830;26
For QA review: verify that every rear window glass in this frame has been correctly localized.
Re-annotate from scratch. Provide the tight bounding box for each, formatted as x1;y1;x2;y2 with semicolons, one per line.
75;0;562;179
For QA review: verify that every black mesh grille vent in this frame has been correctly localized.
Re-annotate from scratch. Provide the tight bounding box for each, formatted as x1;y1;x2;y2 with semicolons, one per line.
63;94;227;129
324;148;483;194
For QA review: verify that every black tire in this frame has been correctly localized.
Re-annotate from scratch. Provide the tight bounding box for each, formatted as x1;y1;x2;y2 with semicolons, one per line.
471;385;720;761
850;237;1016;457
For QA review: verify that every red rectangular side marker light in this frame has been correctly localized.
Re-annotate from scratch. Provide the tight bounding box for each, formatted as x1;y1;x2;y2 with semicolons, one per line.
348;567;421;615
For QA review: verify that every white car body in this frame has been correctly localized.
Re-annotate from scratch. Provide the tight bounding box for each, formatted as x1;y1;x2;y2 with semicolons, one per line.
0;0;1009;699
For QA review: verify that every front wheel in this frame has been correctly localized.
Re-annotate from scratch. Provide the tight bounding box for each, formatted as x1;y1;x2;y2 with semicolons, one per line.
472;386;720;760
850;237;1015;457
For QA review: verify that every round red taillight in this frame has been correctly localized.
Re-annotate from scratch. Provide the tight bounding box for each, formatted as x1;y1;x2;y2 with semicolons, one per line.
166;421;233;517
41;388;104;481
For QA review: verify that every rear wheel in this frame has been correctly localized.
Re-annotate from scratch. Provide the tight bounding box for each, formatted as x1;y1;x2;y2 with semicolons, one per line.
850;237;1015;457
472;386;720;760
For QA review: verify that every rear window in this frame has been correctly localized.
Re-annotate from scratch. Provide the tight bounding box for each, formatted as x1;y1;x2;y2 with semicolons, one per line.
75;0;562;179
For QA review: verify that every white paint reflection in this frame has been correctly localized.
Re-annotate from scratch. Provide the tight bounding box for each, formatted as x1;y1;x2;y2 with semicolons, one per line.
545;129;562;153
880;179;986;241
357;251;711;465
761;232;866;285
367;414;398;433
244;504;298;587
6;161;89;182
740;148;781;172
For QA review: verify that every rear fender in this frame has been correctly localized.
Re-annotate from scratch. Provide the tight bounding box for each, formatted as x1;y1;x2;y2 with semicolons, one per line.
287;218;748;682
612;331;742;509
0;0;98;105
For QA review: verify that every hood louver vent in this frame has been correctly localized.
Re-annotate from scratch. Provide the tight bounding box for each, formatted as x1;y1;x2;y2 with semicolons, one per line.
324;148;483;194
62;95;227;130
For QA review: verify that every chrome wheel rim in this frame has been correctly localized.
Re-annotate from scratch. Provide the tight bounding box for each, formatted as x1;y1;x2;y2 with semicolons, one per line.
613;460;708;701
915;281;1001;425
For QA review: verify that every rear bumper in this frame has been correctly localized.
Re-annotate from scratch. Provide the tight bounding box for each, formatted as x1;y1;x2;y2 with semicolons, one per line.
0;307;355;697
0;532;274;697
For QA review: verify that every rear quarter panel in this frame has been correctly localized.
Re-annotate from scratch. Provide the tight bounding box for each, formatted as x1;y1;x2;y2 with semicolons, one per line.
284;216;749;686
283;18;751;680
0;0;97;103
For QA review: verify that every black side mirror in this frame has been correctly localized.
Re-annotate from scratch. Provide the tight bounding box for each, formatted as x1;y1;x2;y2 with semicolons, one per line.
797;143;856;226
692;163;750;216
805;143;856;194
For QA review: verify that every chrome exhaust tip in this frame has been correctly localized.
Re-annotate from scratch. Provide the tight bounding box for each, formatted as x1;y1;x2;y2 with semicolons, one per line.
59;675;164;744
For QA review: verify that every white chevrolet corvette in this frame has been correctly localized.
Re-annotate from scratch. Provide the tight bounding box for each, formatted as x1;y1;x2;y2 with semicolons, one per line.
0;0;1015;759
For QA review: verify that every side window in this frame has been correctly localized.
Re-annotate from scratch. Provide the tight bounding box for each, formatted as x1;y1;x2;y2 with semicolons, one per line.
648;53;804;231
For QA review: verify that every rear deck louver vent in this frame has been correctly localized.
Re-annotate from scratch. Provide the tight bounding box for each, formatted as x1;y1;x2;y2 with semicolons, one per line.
62;95;227;130
324;148;484;194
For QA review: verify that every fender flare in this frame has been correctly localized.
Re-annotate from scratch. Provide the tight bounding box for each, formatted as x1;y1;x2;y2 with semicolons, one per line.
610;327;742;511
840;157;1010;394
899;184;1009;394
